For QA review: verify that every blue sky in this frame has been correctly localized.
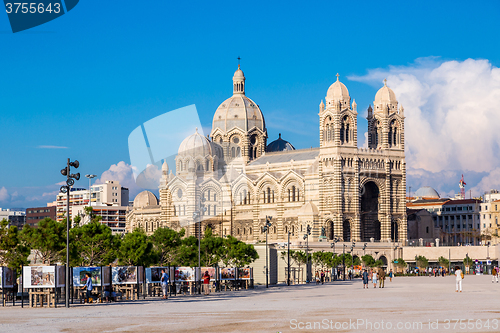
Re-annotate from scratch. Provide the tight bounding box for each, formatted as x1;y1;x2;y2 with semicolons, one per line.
1;1;500;208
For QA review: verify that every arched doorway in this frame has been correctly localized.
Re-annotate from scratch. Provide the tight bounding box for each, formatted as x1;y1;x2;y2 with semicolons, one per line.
378;255;388;267
391;220;399;241
360;181;380;241
374;220;381;241
343;220;351;242
327;220;334;240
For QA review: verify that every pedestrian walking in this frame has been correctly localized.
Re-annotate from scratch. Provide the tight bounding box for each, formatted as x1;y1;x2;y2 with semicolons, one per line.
379;268;385;288
81;272;93;303
389;269;393;282
315;271;320;285
320;270;325;285
492;267;498;283
161;268;169;299
362;269;369;289
203;271;211;295
372;270;378;288
455;266;463;292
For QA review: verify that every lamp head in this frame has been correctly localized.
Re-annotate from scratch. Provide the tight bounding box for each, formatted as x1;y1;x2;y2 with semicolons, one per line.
70;173;80;181
70;160;79;168
61;168;68;176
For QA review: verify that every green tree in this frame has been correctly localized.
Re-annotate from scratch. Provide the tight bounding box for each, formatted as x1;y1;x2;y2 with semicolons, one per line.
221;235;259;267
117;229;155;266
70;221;118;266
416;255;429;270
21;218;66;264
362;254;375;267
392;258;407;272
0;219;30;272
200;228;224;266
438;256;449;268
175;235;199;267
463;256;473;267
150;227;185;266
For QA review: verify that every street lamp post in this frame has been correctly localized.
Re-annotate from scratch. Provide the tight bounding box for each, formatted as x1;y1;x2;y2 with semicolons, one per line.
304;224;311;283
331;236;339;281
60;158;80;308
343;244;346;281
85;174;96;209
193;196;207;295
287;230;293;286
263;216;272;288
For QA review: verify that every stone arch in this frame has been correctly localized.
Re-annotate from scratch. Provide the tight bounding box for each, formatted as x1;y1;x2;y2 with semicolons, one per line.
378;255;388;267
360;180;380;241
343;219;351;242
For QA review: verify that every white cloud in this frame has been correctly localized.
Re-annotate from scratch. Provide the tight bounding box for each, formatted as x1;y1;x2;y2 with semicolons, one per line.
350;58;500;196
37;145;68;149
0;187;9;201
95;161;162;198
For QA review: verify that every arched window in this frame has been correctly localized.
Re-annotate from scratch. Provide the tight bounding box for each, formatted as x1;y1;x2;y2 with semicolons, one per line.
243;190;247;205
236;146;241;157
231;147;235;157
207;190;211;201
297;188;300;201
179;160;183;171
340;115;350;144
206;160;210;171
213;205;216;215
288;189;291;202
292;186;296;202
249;227;252;235
207;205;211;215
267;187;271;204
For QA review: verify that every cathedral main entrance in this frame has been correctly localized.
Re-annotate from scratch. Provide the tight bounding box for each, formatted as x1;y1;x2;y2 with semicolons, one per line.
360;181;380;241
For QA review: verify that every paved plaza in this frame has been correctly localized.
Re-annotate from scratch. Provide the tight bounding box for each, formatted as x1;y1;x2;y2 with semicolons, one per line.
1;275;499;332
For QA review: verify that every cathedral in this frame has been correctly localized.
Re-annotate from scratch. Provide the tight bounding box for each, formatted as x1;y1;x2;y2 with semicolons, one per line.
127;65;407;245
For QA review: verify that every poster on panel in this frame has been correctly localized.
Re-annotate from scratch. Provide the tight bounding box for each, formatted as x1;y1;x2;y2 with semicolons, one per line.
72;267;102;287
112;266;138;284
238;267;252;280
175;267;195;282
56;265;66;287
146;267;169;283
4;267;14;288
23;266;56;288
201;267;216;281
0;267;3;288
220;267;236;280
137;266;144;283
102;266;111;286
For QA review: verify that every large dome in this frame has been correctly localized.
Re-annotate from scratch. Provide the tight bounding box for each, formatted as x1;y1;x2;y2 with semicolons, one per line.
266;133;295;152
178;128;212;157
133;190;158;208
414;186;440;199
326;74;350;105
212;66;265;133
374;79;397;106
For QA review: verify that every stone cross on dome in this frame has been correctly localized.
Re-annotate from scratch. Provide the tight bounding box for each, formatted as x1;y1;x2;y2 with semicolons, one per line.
336;73;339;81
384;78;387;86
237;56;241;69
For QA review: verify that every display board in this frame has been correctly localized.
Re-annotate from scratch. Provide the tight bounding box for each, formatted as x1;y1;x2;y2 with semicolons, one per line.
102;266;111;286
175;267;195;282
238;267;252;280
146;267;169;283
56;265;66;287
0;267;11;288
23;266;56;288
73;267;102;287
220;267;236;280
112;266;143;285
200;267;216;281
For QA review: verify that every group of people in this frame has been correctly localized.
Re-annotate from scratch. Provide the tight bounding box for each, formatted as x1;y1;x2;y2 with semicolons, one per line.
314;270;326;284
160;269;212;300
362;268;393;289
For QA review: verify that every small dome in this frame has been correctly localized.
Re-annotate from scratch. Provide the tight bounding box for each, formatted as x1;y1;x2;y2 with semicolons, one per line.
133;190;158;208
233;65;245;79
298;201;319;216
178;128;212;157
326;74;350;104
266;133;295;152
414;186;440;199
212;95;265;133
374;79;397;106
